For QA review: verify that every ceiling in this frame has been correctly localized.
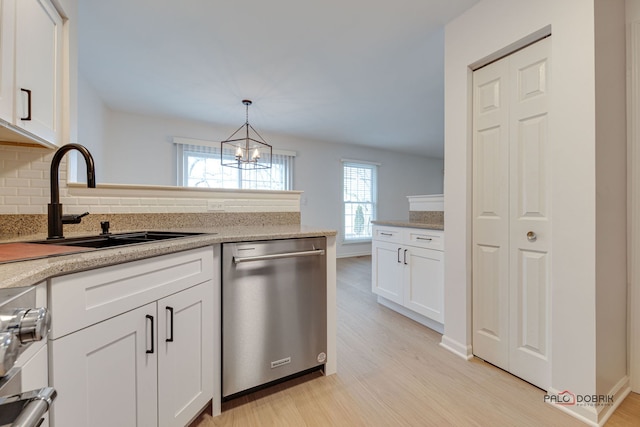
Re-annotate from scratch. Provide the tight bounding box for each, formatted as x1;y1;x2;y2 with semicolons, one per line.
78;0;479;158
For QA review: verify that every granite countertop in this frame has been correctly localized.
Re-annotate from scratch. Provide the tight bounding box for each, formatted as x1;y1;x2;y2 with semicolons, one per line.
372;220;444;231
0;225;336;290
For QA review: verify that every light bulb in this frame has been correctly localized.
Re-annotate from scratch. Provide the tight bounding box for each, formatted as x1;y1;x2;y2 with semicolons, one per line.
251;148;261;161
235;146;242;159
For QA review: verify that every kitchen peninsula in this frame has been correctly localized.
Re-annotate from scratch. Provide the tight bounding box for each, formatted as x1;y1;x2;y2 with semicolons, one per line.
0;210;337;427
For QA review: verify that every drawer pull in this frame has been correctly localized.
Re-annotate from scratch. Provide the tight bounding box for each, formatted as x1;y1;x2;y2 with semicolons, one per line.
416;237;433;241
404;249;408;265
20;88;32;121
146;315;154;354
397;248;402;263
166;307;174;343
380;232;393;236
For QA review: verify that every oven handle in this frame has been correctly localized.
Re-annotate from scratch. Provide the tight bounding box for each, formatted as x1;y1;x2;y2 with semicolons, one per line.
233;249;325;264
2;387;56;427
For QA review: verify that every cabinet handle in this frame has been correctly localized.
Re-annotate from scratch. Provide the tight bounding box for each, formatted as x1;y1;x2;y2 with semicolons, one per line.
166;307;174;343
416;237;432;241
397;247;402;263
146;314;154;354
404;249;408;265
20;88;31;121
380;232;393;236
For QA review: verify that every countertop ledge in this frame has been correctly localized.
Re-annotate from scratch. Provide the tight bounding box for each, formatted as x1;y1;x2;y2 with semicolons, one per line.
0;225;336;290
372;220;444;230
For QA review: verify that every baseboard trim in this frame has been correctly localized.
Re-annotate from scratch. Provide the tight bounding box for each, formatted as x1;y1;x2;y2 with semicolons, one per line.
376;296;444;334
439;335;473;360
595;376;631;426
545;376;631;427
336;251;371;259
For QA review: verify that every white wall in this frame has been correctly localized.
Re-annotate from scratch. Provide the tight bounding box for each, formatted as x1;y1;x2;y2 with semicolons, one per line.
626;0;640;394
79;108;443;257
594;0;627;400
76;75;106;181
444;0;627;424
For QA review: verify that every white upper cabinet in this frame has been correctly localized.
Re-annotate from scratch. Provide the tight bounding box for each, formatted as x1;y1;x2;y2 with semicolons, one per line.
0;0;63;147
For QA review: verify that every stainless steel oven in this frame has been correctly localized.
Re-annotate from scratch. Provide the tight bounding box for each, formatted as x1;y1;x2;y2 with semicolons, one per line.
0;286;54;427
222;237;327;399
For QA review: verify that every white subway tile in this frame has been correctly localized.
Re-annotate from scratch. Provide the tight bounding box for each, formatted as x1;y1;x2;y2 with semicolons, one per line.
0;187;17;196
0;205;18;214
99;197;121;205
29;196;49;206
77;197;101;205
30;179;49;189
119;198;141;206
18;169;44;180
18;187;43;196
17;205;45;214
61;197;78;205
5;196;29;205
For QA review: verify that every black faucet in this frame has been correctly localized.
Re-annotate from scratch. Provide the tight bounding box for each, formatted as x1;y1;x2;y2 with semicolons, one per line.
48;144;96;239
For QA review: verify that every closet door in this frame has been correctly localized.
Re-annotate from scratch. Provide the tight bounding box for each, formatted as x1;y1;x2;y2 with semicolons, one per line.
471;56;510;371
507;38;551;389
472;37;551;390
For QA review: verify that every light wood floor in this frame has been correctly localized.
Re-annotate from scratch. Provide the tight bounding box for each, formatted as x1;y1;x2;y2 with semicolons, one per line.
194;256;640;426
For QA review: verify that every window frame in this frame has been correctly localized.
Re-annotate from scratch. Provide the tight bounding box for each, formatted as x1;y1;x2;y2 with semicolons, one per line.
341;159;379;244
175;137;294;191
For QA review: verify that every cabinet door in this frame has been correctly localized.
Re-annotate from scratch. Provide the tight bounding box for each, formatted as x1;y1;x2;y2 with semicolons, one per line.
404;246;444;323
50;303;158;427
157;282;214;427
0;0;15;120
14;0;62;145
372;240;403;304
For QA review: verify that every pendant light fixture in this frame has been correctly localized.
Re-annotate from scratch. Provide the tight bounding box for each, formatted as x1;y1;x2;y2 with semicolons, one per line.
220;99;272;169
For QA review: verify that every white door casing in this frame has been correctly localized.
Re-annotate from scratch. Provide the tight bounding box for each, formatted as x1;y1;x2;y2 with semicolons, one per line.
472;37;551;390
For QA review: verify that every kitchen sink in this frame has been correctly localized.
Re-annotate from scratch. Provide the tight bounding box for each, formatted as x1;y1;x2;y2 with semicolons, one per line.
31;231;208;249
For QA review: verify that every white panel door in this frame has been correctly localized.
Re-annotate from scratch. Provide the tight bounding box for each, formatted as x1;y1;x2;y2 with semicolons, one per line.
472;55;510;371
50;303;158;427
14;0;61;144
507;38;551;389
472;37;551;390
372;240;404;304
157;282;214;427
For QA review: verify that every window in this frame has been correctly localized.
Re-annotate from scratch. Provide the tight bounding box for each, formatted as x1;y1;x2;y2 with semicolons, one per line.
343;160;377;242
176;138;293;190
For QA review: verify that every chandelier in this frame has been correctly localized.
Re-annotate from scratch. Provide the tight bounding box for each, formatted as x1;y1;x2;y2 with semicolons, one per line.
220;100;272;169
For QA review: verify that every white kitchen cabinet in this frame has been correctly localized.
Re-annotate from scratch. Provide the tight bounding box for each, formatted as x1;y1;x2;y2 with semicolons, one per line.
0;0;62;147
372;225;444;331
157;282;213;427
50;302;158;427
49;246;218;427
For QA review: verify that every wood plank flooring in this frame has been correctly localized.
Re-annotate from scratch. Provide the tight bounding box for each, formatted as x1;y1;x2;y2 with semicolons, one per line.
193;256;640;426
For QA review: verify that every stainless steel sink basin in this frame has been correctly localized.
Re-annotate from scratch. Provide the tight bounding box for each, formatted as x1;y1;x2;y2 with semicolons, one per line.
31;231;207;249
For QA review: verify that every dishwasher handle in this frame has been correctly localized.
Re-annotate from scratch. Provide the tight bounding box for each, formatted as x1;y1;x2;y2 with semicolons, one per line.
233;249;325;264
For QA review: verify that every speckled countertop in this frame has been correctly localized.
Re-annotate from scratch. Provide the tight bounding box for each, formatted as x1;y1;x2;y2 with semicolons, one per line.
0;225;336;290
371;220;444;230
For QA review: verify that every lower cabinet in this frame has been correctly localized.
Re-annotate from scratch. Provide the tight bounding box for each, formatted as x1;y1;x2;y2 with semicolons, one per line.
48;246;218;427
372;226;444;328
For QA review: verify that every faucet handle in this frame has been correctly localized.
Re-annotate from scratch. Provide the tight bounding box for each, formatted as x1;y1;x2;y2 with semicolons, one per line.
61;212;89;225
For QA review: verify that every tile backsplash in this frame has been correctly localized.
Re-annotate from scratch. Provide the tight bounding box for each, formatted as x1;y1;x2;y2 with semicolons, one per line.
0;144;54;214
0;144;301;214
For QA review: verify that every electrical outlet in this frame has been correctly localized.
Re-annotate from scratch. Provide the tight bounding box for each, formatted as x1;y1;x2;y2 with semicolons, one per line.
207;200;225;211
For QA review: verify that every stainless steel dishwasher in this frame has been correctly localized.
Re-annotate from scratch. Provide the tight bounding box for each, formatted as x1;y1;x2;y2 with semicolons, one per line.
222;237;327;399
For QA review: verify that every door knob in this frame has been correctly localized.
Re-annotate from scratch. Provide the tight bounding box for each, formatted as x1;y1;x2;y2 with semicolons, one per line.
526;231;537;242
